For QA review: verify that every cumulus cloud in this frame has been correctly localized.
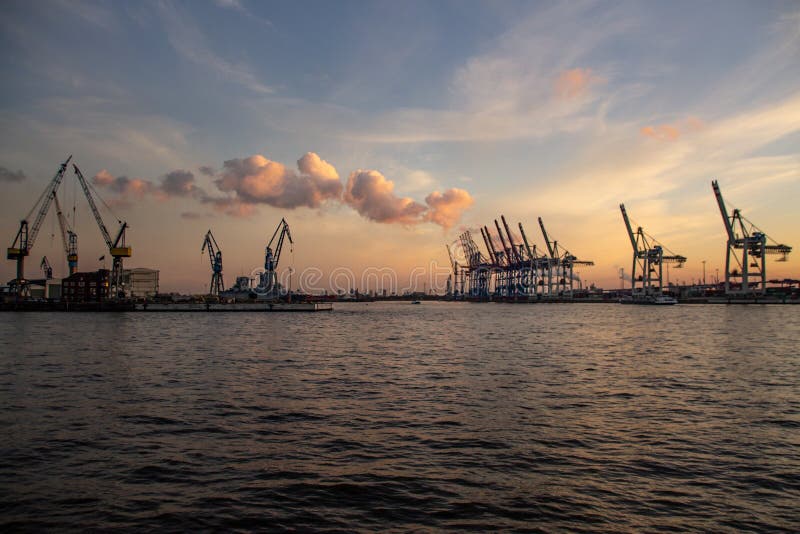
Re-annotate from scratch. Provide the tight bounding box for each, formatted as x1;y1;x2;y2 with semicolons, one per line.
344;170;474;228
215;152;342;208
93;168;204;201
161;169;203;198
198;165;216;176
641;116;706;141
92;169;154;197
344;170;427;225
0;166;26;182
554;68;598;99
424;188;475;229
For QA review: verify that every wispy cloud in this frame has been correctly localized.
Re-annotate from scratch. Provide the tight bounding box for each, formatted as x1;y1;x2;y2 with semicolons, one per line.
158;1;273;95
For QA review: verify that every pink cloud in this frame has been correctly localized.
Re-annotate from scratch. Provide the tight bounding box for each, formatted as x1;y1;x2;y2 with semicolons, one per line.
344;170;427;225
554;68;597;99
641;116;706;141
424;188;475;229
215;152;342;209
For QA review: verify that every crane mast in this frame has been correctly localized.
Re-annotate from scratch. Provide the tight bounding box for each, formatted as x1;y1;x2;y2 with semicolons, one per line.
711;180;791;296
6;155;72;296
73;164;132;298
40;256;53;280
201;230;224;296
53;194;78;275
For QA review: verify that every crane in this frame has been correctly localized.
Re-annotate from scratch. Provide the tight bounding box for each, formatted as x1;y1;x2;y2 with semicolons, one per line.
712;180;791;296
40;256;53;280
53;193;78;275
538;217;594;298
7;155;72;296
261;218;293;296
73;164;132;298
201;230;224;295
620;203;686;299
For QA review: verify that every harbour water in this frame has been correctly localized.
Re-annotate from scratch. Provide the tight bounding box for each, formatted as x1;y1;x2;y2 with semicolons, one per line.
1;302;798;531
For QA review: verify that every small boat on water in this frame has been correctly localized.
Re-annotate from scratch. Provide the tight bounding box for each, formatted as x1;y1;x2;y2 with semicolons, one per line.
620;294;678;305
411;300;422;304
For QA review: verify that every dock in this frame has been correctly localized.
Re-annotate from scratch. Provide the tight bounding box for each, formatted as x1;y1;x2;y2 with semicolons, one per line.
136;302;333;312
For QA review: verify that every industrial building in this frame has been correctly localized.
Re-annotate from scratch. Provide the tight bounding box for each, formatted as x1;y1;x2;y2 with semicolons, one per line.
62;270;110;303
123;268;159;298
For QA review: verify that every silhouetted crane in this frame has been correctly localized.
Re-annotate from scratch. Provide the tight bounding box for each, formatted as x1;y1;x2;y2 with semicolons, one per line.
6;155;72;297
201;230;224;295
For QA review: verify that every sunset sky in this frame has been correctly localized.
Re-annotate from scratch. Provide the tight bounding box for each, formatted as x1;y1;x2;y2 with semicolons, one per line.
1;1;798;293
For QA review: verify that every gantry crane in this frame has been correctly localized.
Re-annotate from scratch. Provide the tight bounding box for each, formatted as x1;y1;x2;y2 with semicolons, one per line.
538;217;594;297
445;243;463;297
261;218;293;295
73;164;132;298
53;193;78;275
201;230;224;295
712;180;791;296
6;155;72;296
459;229;491;297
620;203;686;298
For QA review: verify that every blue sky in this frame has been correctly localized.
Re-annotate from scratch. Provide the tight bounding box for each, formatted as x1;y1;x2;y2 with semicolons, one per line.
1;0;798;292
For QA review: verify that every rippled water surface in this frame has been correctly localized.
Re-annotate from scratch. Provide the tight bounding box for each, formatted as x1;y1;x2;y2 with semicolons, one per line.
1;302;799;531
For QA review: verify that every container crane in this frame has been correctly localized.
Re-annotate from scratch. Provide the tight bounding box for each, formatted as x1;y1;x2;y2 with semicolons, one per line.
261;218;293;295
538;217;593;298
201;230;224;295
711;180;791;296
6;155;72;296
620;203;686;299
53;194;78;275
73;164;132;298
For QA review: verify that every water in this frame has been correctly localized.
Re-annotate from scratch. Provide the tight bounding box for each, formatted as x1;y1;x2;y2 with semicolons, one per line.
1;302;798;531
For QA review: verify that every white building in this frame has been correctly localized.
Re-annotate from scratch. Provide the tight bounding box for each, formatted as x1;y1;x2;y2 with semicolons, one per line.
123;268;159;298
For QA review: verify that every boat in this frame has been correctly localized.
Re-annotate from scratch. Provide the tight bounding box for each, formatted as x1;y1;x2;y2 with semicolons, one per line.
411;300;421;304
619;294;677;305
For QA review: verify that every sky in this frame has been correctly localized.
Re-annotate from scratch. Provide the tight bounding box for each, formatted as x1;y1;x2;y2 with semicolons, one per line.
1;0;798;294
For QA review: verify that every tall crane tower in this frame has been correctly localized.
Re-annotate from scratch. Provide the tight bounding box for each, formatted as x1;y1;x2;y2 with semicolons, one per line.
201;230;224;295
711;180;791;296
6;155;72;296
620;203;686;298
73;164;132;298
538;217;593;297
53;193;78;275
261;218;293;296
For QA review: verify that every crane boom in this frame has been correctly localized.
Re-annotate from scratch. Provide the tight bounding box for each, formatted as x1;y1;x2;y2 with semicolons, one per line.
501;215;522;263
480;227;496;264
518;222;534;261
619;204;638;252
711;180;736;242
538;217;555;258
494;219;511;265
483;226;501;265
26;156;72;251
73;164;113;248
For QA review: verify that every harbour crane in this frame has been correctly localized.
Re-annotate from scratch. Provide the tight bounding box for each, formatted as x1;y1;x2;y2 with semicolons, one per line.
445;243;462;297
459;229;491;296
53;193;78;275
73;164;132;298
201;230;224;295
261;218;293;295
40;256;53;280
6;155;72;296
620;203;686;298
538;217;594;297
711;180;791;296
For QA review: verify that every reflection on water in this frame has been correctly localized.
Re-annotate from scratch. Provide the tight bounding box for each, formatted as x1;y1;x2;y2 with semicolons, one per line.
1;303;799;530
